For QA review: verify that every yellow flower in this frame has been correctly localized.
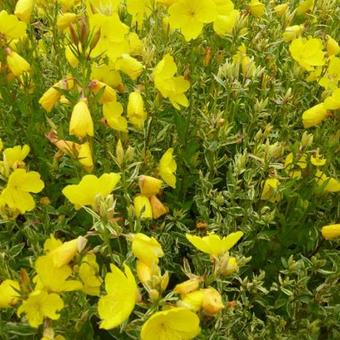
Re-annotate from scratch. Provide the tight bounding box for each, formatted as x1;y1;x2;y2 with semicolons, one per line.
159;147;177;188
0;280;20;308
39;78;73;112
57;13;78;30
248;0;265;18
153;54;190;109
324;88;340;110
289;38;325;71
141;307;201;340
326;35;340;56
302;103;329;128
321;224;340;240
0;10;27;40
296;0;314;15
126;0;153;27
17;290;64;328
69;98;94;138
39;85;61;112
282;25;304;43
201;287;224;316
103;101;128;133
315;170;340;193
6;49;30;77
134;194;153;219
213;0;239;36
139;176;163;197
130;233;164;265
89;13;130;62
168;0;217;41
1;169;44;214
34;255;82;293
62;173;120;209
127;91;148;129
14;0;34;23
3;144;30;169
78;253;102;296
136;260;154;284
319;56;340;90
89;80;117;104
115;54;144;80
44;234;62;252
78;142;94;172
98;264;137;329
48;236;87;268
260;178;281;203
186;231;243;256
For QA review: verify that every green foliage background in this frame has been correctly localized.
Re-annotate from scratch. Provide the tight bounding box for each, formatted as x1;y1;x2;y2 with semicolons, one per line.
0;0;339;339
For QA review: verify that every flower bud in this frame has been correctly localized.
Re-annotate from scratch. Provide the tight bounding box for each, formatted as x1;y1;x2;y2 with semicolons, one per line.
174;278;201;296
326;35;340;56
69;98;94;138
14;0;33;23
222;256;238;276
6;49;30;77
78;142;93;172
89;80;117;104
57;13;78;30
115;54;144;80
321;224;340;240
136;260;153;284
139;176;162;197
249;0;266;18
127;91;147;129
160;271;170;292
49;236;87;268
273;3;288;17
116;139;124;167
178;290;204;311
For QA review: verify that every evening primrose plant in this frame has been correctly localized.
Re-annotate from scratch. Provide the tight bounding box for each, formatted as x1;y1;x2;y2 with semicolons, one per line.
0;0;339;339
